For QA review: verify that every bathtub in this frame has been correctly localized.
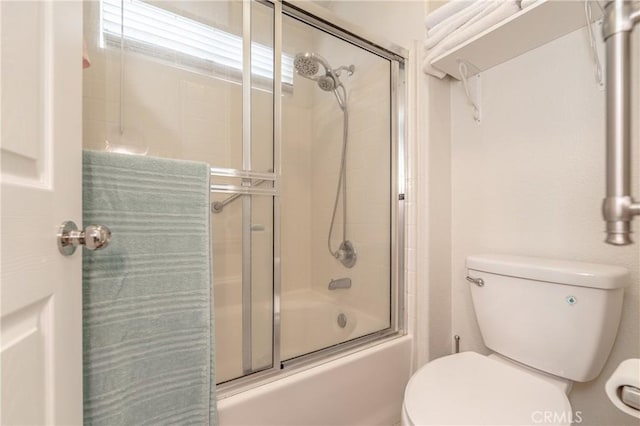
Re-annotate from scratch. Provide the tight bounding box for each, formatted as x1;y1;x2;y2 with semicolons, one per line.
215;290;412;425
280;290;389;360
215;289;393;381
217;335;412;425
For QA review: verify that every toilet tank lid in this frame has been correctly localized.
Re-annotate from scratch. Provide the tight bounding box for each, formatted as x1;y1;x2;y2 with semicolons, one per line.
467;254;629;290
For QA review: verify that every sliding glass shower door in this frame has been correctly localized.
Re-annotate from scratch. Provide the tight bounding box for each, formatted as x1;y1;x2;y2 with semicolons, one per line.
83;0;404;388
279;13;394;361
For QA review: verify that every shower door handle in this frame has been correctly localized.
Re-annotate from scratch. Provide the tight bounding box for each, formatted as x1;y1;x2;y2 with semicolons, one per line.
57;221;112;256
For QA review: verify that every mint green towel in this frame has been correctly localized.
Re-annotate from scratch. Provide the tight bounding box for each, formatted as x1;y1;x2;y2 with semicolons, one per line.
82;151;216;425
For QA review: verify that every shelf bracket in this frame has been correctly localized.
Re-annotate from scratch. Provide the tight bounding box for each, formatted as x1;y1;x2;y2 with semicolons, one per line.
458;60;481;124
584;0;605;89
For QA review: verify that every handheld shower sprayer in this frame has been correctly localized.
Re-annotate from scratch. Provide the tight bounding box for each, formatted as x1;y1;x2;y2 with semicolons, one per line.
294;51;357;268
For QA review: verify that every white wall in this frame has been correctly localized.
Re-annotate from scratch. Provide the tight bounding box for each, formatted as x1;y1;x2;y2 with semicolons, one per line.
420;75;453;365
327;0;425;49
448;24;640;426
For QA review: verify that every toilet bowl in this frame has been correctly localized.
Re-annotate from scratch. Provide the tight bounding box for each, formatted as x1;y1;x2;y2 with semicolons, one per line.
402;352;572;425
402;254;629;426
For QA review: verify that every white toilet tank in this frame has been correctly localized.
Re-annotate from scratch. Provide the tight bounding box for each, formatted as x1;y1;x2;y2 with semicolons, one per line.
467;254;629;382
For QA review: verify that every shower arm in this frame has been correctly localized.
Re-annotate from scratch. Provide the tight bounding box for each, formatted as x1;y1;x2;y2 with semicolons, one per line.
332;65;355;77
602;0;640;245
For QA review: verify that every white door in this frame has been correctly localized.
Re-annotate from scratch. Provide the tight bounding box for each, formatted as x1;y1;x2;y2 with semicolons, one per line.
1;1;83;424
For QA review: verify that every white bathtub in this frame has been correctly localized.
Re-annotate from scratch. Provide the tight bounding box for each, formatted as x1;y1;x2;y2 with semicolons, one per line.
215;289;391;381
217;335;412;425
280;290;389;360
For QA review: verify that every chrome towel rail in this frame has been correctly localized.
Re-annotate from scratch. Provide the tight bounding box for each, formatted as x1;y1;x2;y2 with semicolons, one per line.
212;178;271;213
209;168;277;213
210;167;275;181
602;0;640;245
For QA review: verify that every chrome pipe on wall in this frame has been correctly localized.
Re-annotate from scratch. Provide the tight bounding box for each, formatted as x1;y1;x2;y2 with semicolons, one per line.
602;0;640;245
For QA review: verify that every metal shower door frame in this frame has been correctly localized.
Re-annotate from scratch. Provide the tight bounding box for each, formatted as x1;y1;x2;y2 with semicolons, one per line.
210;0;280;379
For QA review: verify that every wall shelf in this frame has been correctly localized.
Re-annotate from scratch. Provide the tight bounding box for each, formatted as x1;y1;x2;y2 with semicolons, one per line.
431;0;603;80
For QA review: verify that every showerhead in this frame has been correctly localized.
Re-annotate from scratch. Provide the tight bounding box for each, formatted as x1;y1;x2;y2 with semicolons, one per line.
317;75;336;91
294;52;322;77
294;52;341;79
294;51;353;110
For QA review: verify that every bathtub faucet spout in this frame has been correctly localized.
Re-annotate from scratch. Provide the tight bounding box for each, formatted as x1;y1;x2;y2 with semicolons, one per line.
328;277;352;290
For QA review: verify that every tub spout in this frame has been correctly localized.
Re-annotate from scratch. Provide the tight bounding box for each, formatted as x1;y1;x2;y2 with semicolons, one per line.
328;277;352;290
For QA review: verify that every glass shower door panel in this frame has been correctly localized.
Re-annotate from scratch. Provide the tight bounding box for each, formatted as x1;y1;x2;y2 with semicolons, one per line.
281;15;392;361
214;0;276;382
83;0;276;384
251;1;274;174
250;195;274;372
211;191;245;383
83;0;247;382
248;0;275;373
82;0;244;167
211;188;274;383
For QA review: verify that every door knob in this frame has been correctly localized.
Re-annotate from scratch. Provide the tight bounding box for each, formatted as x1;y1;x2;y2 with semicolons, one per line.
57;221;112;256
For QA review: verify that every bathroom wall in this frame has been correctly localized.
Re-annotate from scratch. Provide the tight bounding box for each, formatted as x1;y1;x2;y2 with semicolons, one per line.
448;24;640;426
326;1;426;49
419;75;454;366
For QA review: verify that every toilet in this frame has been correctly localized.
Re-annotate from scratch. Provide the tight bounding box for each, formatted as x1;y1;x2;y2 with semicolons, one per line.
402;254;629;426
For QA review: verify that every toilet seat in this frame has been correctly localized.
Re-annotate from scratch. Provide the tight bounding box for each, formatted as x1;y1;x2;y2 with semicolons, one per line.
403;352;572;426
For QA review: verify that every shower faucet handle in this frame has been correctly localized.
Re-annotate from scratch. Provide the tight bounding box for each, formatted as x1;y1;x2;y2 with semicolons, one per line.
336;240;357;268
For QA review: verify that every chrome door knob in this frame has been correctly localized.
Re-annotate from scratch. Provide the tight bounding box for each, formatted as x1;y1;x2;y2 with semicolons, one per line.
57;221;112;256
